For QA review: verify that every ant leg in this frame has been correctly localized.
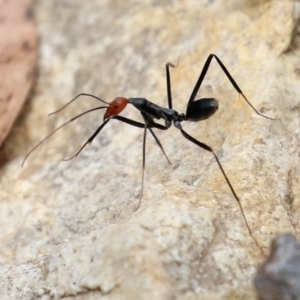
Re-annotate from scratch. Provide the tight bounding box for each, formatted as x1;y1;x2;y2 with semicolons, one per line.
114;116;170;164
148;128;171;165
117;115;172;210
60;113;167;210
22;106;109;167
188;54;276;120
108;116;171;165
134;109;174;211
179;126;265;256
133;123;148;211
116;116;171;210
165;57;180;110
113;115;166;130
166;62;175;109
63;118;111;161
36;111;169;210
49;93;110;116
63;115;168;161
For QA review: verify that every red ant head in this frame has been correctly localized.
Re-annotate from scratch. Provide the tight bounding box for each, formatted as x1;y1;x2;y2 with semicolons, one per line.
104;97;129;120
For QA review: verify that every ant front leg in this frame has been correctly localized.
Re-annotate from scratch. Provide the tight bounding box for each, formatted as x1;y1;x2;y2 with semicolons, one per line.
188;53;276;120
60;116;148;161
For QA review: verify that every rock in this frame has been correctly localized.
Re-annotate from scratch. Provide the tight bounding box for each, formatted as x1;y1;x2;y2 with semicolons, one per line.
1;0;300;299
254;234;300;300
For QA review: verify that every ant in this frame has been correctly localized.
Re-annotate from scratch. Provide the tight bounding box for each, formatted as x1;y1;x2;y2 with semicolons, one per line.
22;54;276;255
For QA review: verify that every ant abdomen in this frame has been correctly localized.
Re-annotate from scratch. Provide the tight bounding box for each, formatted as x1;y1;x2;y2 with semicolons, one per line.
186;98;219;122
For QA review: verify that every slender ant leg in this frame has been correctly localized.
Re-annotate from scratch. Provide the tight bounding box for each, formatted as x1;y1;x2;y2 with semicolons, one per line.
188;54;277;120
179;126;263;253
165;54;268;255
166;62;175;109
62;118;111;161
148;128;171;165
62;115;169;162
133;111;172;211
134;122;148;211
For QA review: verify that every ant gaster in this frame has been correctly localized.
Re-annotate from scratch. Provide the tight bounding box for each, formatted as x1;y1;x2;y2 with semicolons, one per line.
22;54;276;256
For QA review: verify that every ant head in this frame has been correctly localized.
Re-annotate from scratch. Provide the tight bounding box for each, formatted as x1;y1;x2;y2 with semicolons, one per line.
104;97;129;120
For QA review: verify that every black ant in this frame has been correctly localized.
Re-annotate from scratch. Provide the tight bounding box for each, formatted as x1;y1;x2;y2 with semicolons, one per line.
22;54;276;255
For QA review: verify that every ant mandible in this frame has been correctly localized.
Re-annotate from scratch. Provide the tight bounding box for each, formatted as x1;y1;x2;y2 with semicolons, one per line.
22;54;276;255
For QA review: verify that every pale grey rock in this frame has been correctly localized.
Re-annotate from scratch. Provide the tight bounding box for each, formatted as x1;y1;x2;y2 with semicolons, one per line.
254;234;300;300
1;0;300;299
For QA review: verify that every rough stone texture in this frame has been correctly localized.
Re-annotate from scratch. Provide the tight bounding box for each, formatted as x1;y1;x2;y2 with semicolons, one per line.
1;0;300;299
254;234;300;300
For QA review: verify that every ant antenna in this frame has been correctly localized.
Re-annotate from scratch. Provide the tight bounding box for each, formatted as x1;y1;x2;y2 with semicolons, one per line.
48;93;110;116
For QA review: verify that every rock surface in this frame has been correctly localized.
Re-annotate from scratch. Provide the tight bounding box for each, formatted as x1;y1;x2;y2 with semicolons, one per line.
1;0;300;299
254;234;300;300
